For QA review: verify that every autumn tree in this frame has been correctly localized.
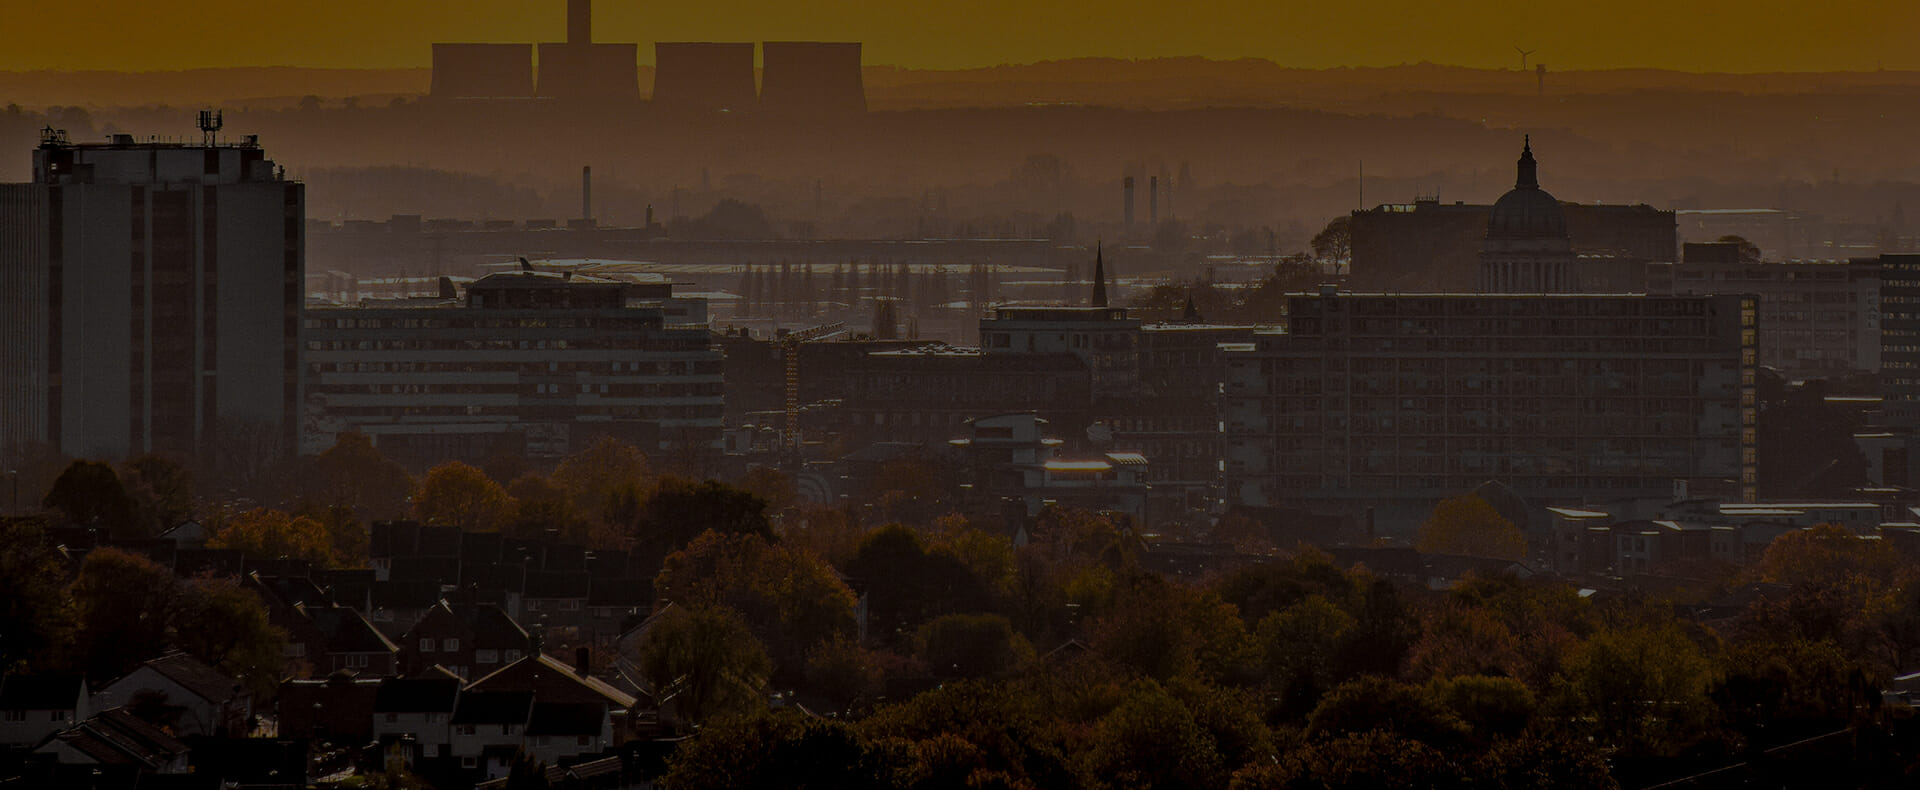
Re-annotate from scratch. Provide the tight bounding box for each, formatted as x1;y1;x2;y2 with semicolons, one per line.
71;547;180;681
628;477;774;576
1566;623;1716;757
553;435;652;526
0;516;76;671
803;635;888;716
845;525;995;642
1416;494;1527;561
1305;676;1470;750
503;473;588;542
918;613;1032;680
655;530;857;678
1256;595;1354;717
1086;681;1228;790
174;577;287;698
1091;573;1257;685
306;432;414;520
414;461;512;531
122;453;197;533
639;605;772;725
209;508;339;567
737;466;798;513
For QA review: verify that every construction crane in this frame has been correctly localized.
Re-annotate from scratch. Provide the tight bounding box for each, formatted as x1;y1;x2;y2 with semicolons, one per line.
779;322;845;454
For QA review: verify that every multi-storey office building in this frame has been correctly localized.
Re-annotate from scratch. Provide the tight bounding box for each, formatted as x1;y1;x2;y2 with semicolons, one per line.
0;128;303;460
302;271;721;464
1222;291;1757;528
1664;246;1879;377
1881;253;1920;427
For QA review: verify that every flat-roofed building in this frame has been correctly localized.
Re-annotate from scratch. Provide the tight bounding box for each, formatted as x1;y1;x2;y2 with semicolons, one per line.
1881;253;1920;426
1222;291;1757;532
1664;246;1879;377
0;128;302;461
302;271;720;465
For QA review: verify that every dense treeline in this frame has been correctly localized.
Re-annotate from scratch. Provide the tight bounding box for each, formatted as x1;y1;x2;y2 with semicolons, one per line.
12;433;1920;788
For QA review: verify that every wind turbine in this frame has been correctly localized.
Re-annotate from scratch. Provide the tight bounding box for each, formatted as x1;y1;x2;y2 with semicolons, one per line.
1516;47;1535;71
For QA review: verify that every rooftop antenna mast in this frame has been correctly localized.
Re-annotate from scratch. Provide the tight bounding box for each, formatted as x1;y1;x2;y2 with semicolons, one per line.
1515;47;1535;71
196;109;222;146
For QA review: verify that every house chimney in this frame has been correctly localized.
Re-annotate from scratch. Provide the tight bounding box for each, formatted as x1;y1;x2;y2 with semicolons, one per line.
574;646;591;677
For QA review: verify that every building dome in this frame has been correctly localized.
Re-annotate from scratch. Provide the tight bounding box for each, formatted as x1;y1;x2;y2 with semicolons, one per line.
1486;137;1567;240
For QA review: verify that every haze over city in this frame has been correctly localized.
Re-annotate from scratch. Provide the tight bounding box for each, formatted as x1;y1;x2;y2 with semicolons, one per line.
5;2;1920;789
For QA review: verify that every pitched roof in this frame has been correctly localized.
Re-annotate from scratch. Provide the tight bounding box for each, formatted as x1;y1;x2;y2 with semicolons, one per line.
0;674;85;709
466;653;637;709
138;653;244;704
524;571;589;599
587;577;649;608
43;707;188;767
373;677;461;714
459;605;531;649
451;690;533;725
373;579;443;610
303;606;400;654
525;701;606;736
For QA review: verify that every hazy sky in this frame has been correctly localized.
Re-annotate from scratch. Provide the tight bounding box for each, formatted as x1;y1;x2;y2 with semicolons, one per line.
7;0;1918;72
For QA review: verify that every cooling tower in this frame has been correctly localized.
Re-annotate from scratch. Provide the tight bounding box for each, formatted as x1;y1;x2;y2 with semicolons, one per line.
759;42;866;114
431;43;536;98
537;43;640;100
652;42;757;113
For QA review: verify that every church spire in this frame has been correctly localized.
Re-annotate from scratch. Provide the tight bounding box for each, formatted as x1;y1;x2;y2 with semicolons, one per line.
1516;135;1538;190
1091;242;1109;308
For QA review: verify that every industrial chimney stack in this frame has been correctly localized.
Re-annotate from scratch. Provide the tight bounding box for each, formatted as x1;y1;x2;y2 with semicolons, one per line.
1123;176;1135;233
1149;176;1159;227
568;0;592;44
581;166;592;222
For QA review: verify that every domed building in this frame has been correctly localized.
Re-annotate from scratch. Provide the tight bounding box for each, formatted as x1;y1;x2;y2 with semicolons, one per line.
1478;137;1576;292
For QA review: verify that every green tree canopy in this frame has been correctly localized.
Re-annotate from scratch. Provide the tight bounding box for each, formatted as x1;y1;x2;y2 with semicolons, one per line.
71;547;179;681
640;605;772;725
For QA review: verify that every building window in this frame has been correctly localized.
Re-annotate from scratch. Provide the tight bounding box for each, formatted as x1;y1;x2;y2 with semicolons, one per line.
476;649;498;664
457;725;476;736
502;724;514;736
420;638;435;652
3;710;24;722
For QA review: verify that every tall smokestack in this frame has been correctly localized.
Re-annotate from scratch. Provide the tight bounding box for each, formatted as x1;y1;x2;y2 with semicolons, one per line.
568;0;592;44
1123;176;1135;233
1149;176;1159;227
581;166;592;221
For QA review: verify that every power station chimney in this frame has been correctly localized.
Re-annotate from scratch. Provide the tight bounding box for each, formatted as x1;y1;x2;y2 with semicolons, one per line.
568;0;592;44
1123;176;1135;233
1149;176;1159;227
581;166;592;221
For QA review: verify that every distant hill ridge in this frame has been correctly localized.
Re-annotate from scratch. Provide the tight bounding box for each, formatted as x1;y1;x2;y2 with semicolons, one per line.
4;59;1919;110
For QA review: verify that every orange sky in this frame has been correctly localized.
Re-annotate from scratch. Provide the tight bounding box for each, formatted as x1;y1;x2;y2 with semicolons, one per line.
5;0;1918;72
